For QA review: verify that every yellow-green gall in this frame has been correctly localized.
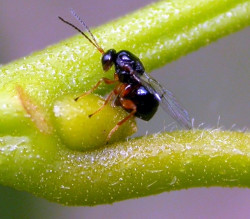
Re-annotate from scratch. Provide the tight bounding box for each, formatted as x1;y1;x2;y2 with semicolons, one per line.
53;94;137;151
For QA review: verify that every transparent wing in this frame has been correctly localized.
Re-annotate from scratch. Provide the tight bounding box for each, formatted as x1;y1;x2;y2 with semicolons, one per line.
136;72;192;129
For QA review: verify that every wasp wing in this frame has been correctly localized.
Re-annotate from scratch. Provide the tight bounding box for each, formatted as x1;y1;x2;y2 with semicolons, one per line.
135;72;192;129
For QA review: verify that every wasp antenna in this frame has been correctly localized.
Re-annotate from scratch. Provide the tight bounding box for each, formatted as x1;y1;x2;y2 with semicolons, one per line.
58;16;104;54
70;8;104;54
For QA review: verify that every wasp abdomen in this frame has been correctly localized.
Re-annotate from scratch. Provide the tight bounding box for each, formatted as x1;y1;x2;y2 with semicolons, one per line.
116;84;159;121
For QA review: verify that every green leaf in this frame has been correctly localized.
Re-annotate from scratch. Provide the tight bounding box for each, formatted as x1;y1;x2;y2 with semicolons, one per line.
0;0;249;206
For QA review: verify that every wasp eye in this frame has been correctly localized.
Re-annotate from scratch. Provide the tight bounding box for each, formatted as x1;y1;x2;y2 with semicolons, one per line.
102;49;116;71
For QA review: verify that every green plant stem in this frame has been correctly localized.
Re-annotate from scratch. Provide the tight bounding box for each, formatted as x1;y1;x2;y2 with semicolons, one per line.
0;0;249;206
0;130;249;205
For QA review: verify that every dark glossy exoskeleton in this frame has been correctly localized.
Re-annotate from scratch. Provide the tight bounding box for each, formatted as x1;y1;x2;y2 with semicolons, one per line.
115;83;159;121
102;49;159;121
59;9;192;142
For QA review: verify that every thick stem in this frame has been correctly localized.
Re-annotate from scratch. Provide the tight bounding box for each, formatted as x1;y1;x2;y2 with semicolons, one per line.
0;130;249;205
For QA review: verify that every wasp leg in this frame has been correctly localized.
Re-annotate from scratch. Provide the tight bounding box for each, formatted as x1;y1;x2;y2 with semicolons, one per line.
88;90;115;118
88;81;122;117
74;77;117;101
106;98;136;143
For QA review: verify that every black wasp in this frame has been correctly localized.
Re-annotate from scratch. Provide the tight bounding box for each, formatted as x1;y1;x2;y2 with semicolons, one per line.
59;9;192;142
